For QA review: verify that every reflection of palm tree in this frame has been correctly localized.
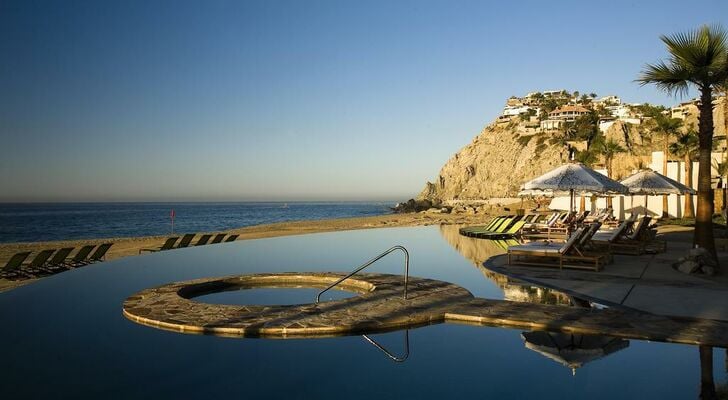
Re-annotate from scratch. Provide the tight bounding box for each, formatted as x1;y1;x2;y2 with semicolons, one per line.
669;128;698;218
700;345;717;399
638;24;728;258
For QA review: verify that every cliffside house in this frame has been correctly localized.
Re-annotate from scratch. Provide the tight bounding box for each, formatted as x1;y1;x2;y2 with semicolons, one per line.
539;105;589;131
549;105;589;120
503;105;531;115
593;95;621;106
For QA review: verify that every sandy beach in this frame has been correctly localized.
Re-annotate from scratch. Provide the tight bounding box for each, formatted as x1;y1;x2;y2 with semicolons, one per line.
0;211;495;292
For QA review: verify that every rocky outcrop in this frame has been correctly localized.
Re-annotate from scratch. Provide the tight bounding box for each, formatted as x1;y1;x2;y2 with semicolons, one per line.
417;95;728;204
418;120;569;202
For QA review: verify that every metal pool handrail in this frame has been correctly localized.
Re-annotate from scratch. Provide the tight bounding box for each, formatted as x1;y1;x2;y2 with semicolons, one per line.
315;245;410;303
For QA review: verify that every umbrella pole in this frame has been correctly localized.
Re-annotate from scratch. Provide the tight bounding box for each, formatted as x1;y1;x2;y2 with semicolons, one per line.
630;195;634;219
644;194;648;217
570;189;574;213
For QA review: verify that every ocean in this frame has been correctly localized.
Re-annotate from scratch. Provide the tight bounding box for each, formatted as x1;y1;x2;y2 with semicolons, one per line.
0;202;394;243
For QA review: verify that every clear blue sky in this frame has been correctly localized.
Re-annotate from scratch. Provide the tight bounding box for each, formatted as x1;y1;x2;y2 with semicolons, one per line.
1;0;726;202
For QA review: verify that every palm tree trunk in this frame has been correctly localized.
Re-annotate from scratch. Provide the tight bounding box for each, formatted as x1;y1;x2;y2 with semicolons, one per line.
699;346;717;400
663;136;669;218
695;87;716;258
606;160;613;208
684;154;695;218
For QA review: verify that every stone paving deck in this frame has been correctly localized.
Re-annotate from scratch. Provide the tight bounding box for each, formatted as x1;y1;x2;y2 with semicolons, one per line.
124;272;728;347
483;240;728;321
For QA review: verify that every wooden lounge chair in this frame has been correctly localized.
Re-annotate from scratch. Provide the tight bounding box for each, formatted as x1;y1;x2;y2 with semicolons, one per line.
210;234;226;244
194;234;212;246
522;212;560;233
176;234;196;248
224;234;239;242
82;243;113;264
66;245;96;266
591;217;653;255
507;227;606;271
0;251;32;280
139;237;179;254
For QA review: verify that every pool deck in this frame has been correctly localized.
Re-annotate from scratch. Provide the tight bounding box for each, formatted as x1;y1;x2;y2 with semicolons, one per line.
483;236;728;322
124;272;728;347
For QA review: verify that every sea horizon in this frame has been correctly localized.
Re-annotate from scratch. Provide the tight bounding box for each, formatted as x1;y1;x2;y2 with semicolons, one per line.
0;201;395;244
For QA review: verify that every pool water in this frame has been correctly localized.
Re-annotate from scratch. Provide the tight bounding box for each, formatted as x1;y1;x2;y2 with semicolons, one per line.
195;287;356;305
1;226;725;399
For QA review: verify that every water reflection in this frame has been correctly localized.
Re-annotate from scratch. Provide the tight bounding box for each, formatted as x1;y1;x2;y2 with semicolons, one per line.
362;330;409;362
439;224;728;398
438;224;572;305
521;331;629;375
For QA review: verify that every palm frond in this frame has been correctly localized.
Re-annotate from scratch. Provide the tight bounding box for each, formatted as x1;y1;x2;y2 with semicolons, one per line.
640;24;728;93
637;61;691;96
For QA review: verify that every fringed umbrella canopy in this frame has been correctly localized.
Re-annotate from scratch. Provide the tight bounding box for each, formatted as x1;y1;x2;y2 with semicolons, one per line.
619;169;696;195
522;163;629;195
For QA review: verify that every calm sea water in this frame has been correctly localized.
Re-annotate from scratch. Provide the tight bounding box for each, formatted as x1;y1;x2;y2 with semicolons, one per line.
0;226;725;399
0;202;393;243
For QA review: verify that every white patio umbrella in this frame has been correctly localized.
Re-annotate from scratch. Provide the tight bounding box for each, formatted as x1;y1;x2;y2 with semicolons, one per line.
522;163;629;212
619;169;696;216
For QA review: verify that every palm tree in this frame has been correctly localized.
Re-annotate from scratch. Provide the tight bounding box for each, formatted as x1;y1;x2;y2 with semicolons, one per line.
654;114;684;218
596;139;626;179
669;129;699;218
713;159;728;217
638;24;728;258
574;150;599;211
595;139;626;208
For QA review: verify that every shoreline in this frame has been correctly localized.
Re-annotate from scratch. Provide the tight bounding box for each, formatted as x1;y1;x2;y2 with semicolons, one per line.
0;212;493;265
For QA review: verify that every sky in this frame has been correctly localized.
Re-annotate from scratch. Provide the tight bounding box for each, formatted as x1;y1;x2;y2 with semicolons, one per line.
1;0;727;202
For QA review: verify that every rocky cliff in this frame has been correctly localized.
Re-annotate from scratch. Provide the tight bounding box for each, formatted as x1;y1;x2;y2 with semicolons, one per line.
417;95;728;204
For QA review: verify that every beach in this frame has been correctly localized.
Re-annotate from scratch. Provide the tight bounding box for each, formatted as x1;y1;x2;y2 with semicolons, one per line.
0;211;493;292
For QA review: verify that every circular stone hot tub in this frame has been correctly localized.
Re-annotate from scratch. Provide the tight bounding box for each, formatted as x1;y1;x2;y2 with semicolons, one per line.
123;272;475;338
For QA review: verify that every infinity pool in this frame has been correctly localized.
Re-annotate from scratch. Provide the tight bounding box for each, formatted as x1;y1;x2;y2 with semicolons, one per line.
1;226;725;398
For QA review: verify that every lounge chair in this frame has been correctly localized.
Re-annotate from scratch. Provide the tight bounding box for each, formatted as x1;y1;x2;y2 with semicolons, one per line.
0;251;32;279
210;234;226;244
39;247;75;273
176;234;196;248
139;237;179;254
591;217;652;255
507;227;607;271
224;234;239;242
66;245;96;266
82;243;113;264
460;216;516;238
20;249;56;276
477;220;527;239
194;234;212;246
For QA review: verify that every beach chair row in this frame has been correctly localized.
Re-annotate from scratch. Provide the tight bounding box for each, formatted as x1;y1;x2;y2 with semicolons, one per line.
459;212;570;240
506;215;663;271
0;243;114;281
139;233;239;254
460;210;620;241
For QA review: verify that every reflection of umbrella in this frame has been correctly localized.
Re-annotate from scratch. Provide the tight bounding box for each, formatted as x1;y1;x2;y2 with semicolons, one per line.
521;331;629;375
620;169;696;215
522;163;629;212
